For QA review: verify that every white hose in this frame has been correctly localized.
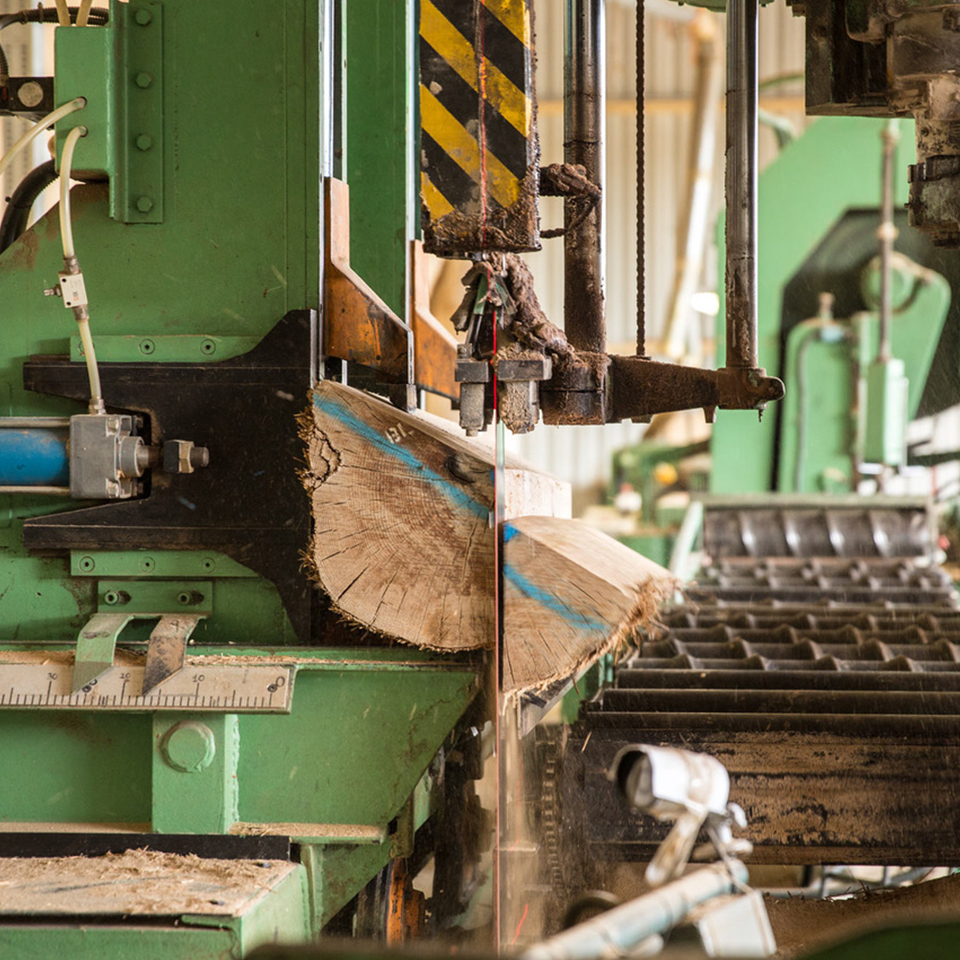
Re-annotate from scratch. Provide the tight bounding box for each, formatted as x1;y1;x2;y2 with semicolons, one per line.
77;317;104;412
0;98;86;186
59;124;104;414
58;124;85;260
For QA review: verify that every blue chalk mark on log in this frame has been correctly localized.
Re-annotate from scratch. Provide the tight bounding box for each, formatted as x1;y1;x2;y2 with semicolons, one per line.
314;392;489;520
503;523;607;632
503;563;608;632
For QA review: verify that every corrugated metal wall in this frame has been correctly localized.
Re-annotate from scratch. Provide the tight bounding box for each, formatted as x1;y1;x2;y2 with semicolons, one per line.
0;6;55;227
511;0;807;507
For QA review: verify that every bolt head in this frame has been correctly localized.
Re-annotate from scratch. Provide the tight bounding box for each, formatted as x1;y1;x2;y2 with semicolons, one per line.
17;81;44;109
135;134;153;151
160;721;216;773
135;72;153;89
135;8;153;25
136;196;155;213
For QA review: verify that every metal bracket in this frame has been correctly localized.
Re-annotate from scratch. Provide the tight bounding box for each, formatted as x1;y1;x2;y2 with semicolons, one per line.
114;1;165;223
73;612;136;692
98;579;213;615
0;77;55;118
74;579;212;692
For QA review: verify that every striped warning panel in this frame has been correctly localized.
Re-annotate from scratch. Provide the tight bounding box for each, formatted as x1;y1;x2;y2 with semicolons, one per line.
420;0;539;256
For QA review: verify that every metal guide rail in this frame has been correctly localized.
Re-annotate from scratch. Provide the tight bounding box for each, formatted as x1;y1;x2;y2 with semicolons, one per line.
0;660;295;712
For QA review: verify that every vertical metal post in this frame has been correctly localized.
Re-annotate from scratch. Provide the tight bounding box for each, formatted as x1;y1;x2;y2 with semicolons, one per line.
636;0;646;357
723;0;759;369
664;12;722;361
564;0;606;355
878;120;900;364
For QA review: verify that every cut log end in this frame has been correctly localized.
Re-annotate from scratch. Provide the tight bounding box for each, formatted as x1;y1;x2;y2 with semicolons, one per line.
300;382;676;694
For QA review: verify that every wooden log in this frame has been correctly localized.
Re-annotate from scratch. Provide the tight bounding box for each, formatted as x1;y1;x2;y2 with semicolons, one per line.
304;381;567;651
502;516;676;695
303;381;674;688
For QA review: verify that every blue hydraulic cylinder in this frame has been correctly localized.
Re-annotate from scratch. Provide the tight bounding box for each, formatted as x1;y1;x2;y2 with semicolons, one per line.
0;428;70;485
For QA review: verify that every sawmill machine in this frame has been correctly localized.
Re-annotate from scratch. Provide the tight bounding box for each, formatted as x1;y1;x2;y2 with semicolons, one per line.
0;0;798;951
0;2;497;955
0;0;782;955
1;0;960;957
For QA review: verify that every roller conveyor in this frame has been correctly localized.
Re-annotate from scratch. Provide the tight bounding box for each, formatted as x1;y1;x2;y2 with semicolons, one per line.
561;500;960;871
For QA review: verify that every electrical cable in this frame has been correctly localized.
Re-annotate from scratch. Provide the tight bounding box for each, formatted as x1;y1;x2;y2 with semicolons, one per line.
0;159;56;254
58;123;104;414
0;97;85;185
76;0;93;27
54;0;71;27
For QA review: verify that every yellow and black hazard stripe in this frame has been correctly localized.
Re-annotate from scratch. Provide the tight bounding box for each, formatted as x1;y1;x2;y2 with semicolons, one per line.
420;0;539;256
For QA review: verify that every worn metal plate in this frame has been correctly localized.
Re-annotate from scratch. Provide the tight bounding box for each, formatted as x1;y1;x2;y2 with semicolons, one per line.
419;0;539;254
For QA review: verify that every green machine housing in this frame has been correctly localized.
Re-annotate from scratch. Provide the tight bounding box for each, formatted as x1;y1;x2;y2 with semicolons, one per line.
611;116;960;553
711;117;960;496
0;1;485;956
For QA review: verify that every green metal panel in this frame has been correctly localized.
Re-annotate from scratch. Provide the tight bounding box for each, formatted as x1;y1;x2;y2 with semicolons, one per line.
55;25;115;179
861;357;908;466
711;117;914;493
345;0;414;317
855;270;952;417
0;649;477;834
0;711;152;823
776;263;949;492
778;325;855;493
0;862;309;959
0;0;324;644
618;534;673;569
236;662;478;826
153;713;240;833
0;926;237;960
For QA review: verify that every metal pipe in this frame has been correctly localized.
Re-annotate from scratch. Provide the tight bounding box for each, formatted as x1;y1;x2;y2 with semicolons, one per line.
564;0;606;354
636;0;646;356
723;0;759;369
522;860;748;960
0;428;69;486
878;120;900;364
0;418;70;428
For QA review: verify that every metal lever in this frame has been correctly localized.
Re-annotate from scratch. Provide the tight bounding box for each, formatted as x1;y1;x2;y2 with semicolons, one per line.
142;614;203;694
72;612;135;692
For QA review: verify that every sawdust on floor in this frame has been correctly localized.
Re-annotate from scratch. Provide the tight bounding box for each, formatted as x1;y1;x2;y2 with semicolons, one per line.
0;849;295;918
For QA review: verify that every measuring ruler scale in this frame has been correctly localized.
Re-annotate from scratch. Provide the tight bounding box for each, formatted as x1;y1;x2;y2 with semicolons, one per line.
0;660;295;712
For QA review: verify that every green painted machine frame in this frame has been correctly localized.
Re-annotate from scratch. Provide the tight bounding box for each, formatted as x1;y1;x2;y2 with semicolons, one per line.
711;116;954;494
0;0;482;954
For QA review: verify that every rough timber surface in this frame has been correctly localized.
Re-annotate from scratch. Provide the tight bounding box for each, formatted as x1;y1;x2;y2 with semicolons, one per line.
304;382;673;691
0;850;297;917
303;381;567;651
503;517;676;695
